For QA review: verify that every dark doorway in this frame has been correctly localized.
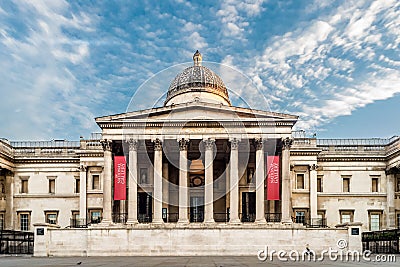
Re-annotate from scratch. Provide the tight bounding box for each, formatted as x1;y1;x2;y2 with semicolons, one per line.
242;192;256;222
190;196;204;222
138;192;152;223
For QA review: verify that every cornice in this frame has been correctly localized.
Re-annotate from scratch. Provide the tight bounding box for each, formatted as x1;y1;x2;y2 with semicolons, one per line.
14;158;79;164
317;156;386;162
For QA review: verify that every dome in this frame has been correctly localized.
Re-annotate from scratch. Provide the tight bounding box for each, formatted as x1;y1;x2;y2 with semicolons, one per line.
164;51;231;106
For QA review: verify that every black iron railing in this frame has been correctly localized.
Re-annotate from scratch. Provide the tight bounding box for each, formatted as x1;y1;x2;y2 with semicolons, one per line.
0;230;34;254
265;213;281;222
112;213;127;224
240;213;256;223
70;218;88;228
190;212;204;223
163;213;179;223
306;218;327;228
214;212;230;223
363;229;400;254
138;213;152;223
293;216;327;228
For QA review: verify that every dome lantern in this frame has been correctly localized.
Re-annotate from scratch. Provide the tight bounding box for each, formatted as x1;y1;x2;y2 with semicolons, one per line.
164;51;231;106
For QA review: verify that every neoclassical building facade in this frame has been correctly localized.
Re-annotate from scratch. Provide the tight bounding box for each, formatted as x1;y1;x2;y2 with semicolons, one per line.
0;51;399;234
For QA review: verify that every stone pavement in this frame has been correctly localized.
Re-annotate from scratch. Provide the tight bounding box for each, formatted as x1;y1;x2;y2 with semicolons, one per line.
0;256;398;267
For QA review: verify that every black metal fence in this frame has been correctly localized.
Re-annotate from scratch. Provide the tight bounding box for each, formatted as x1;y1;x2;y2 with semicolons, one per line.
163;213;179;223
362;229;400;254
214;212;230;223
265;213;281;222
240;213;256;222
293;217;327;228
112;213;127;224
0;230;34;254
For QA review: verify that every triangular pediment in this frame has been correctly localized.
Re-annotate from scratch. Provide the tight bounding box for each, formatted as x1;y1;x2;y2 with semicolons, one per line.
95;101;298;125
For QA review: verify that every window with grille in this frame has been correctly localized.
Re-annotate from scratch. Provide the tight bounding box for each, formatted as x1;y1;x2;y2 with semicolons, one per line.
369;212;381;231
19;213;30;231
45;212;58;224
340;210;354;223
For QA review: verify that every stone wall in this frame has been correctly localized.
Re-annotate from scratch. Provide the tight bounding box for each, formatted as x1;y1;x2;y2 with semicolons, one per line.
33;224;359;257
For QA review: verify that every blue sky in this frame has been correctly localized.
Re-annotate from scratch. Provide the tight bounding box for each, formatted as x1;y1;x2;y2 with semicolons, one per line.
0;0;399;140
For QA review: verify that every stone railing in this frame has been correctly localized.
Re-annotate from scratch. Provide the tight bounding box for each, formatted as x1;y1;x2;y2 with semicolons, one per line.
11;140;80;157
0;139;14;158
79;139;102;150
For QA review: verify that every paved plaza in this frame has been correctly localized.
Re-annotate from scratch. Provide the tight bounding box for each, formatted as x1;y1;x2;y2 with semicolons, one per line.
0;256;398;267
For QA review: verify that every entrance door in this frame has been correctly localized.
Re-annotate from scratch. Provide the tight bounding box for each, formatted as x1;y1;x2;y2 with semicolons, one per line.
138;192;152;223
190;196;204;222
242;192;256;222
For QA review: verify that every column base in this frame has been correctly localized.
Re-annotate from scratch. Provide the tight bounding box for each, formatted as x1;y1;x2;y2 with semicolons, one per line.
255;218;267;224
99;219;113;226
204;219;215;224
177;219;189;225
151;218;164;225
126;219;139;225
281;218;293;224
229;218;241;225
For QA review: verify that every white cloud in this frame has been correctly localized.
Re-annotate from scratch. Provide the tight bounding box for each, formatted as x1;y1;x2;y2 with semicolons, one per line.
217;0;266;39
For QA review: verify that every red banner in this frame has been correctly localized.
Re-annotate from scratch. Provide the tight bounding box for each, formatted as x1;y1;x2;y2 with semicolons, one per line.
266;156;280;200
114;156;126;200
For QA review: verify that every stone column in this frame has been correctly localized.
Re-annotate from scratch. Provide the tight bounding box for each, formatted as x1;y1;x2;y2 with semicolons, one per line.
229;138;241;224
281;137;293;223
162;162;169;211
204;138;215;223
101;139;112;224
5;171;14;230
178;139;189;224
79;165;87;221
152;138;163;224
255;138;266;224
386;170;396;229
225;161;230;214
309;164;318;219
127;139;138;224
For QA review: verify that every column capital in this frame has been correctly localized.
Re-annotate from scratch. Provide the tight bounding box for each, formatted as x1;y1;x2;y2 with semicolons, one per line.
203;138;215;151
229;138;240;150
153;138;162;151
310;164;318;171
254;138;264;151
127;138;138;151
178;138;189;151
100;139;112;152
78;165;87;172
282;137;293;150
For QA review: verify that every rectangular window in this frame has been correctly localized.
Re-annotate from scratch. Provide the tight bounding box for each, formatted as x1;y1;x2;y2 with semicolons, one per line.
48;179;55;194
92;175;100;190
19;212;30;231
45;212;58;225
75;178;80;193
317;176;323;192
371;177;379;192
369;212;381;231
396;177;400;192
340;210;354;224
294;210;306;224
0;213;4;230
140;168;148;184
296;173;305;189
21;179;28;193
342;177;350;192
72;211;79;220
90;210;102;224
397;213;400;229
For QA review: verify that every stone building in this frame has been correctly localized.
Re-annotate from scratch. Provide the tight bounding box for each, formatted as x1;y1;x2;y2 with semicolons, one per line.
0;51;399;235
